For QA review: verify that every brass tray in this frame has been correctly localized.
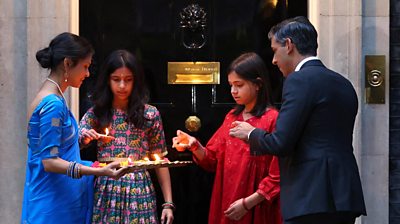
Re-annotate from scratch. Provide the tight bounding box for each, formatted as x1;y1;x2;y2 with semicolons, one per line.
97;157;193;171
98;157;128;163
124;161;193;171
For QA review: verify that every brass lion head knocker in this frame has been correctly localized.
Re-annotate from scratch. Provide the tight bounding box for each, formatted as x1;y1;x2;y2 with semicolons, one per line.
179;4;207;50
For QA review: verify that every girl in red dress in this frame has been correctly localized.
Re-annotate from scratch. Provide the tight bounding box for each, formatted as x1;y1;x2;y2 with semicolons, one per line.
173;52;282;224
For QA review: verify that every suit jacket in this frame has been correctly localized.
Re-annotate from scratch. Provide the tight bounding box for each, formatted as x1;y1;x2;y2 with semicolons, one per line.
249;60;366;220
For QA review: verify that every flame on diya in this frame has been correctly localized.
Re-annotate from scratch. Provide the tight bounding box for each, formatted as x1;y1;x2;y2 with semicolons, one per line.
105;128;109;136
97;153;192;170
98;128;110;137
119;154;165;167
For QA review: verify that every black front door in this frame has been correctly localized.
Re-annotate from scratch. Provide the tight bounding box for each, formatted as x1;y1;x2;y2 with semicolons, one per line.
79;1;306;223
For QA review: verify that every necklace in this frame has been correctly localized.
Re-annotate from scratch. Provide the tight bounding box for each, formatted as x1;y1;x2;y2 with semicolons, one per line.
46;78;68;105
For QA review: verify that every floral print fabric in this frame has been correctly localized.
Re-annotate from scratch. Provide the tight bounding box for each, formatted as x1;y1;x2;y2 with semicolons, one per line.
79;105;167;224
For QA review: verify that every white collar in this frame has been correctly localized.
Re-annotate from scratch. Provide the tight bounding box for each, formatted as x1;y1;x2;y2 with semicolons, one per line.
295;56;319;71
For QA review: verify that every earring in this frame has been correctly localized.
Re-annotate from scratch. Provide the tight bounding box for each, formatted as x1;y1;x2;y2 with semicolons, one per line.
64;72;68;82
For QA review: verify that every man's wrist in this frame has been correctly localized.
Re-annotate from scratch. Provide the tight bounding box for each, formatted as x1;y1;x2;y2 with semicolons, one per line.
247;128;256;141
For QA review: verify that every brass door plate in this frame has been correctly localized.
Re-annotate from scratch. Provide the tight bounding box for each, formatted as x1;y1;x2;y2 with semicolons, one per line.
365;55;385;104
168;62;220;84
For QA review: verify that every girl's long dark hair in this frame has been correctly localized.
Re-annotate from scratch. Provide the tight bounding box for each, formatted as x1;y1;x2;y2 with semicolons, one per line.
228;52;273;117
92;50;149;130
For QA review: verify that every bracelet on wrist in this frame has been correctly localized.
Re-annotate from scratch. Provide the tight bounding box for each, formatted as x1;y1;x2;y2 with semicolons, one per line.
242;198;250;211
66;161;82;179
162;202;176;211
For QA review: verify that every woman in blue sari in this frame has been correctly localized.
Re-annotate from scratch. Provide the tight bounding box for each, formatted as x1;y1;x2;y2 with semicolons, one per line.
21;32;127;224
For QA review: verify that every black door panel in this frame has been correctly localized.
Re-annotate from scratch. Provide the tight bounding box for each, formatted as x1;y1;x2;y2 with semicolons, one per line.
80;1;306;223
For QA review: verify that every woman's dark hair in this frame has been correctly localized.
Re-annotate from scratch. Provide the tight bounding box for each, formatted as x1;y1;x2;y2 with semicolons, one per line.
36;32;94;70
268;16;318;56
92;49;149;129
228;52;273;117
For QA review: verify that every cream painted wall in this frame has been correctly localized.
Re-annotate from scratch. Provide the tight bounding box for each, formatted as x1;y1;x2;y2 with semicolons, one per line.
0;1;73;223
0;0;28;222
309;0;389;223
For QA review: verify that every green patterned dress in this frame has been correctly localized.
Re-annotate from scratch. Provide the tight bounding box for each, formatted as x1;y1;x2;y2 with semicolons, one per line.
79;105;167;224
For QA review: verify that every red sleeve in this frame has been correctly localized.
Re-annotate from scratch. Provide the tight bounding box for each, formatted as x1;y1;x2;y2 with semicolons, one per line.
194;112;233;172
256;156;280;202
256;109;280;202
194;125;223;172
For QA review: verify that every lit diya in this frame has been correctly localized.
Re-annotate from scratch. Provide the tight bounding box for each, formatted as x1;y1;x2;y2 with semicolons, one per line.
117;154;192;170
98;128;114;143
122;154;167;166
98;128;110;137
172;137;190;152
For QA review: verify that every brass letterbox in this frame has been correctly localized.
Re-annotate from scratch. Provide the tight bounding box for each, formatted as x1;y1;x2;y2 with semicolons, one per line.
168;62;220;84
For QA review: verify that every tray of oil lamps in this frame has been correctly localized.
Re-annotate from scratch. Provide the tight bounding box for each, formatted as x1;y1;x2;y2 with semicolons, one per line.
98;157;129;163
97;157;192;171
126;160;193;171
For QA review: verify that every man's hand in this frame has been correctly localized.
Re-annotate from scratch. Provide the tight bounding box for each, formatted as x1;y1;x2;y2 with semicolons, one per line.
229;121;256;141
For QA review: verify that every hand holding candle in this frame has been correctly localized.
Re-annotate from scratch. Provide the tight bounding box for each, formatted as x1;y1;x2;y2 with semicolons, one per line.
97;127;109;137
98;128;115;143
80;128;100;145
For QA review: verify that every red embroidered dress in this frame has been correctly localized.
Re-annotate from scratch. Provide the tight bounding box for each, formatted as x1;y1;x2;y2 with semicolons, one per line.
196;109;282;224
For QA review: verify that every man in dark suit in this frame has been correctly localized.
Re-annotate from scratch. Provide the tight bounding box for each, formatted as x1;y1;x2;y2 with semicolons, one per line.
229;16;366;224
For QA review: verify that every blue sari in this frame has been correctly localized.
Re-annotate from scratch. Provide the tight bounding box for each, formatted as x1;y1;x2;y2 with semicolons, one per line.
21;94;94;224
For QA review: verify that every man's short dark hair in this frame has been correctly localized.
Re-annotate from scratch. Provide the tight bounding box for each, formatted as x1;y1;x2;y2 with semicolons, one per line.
268;16;318;56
